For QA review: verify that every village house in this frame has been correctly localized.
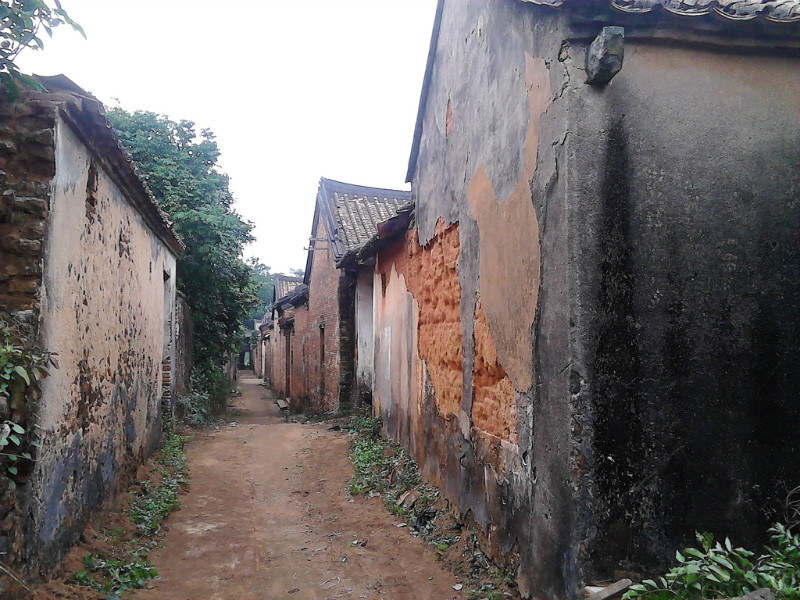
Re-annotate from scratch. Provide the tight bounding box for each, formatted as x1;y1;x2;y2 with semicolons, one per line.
365;1;800;599
265;274;306;402
0;75;183;590
280;177;412;414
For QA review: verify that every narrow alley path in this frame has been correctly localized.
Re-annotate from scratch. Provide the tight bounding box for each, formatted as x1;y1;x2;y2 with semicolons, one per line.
131;372;466;600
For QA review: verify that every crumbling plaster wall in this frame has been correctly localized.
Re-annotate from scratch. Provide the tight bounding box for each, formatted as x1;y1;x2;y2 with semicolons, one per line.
565;40;800;578
269;324;286;396
22;117;177;574
407;1;574;598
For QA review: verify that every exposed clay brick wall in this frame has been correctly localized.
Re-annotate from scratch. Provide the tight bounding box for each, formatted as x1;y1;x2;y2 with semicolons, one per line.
378;220;462;418
0;96;55;315
472;299;517;443
0;93;56;597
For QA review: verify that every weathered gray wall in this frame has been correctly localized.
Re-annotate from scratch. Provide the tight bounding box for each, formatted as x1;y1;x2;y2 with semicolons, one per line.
22;116;178;574
565;40;800;578
404;1;800;598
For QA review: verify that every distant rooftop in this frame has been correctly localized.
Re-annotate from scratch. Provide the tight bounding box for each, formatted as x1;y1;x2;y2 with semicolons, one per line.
315;178;413;267
274;274;303;303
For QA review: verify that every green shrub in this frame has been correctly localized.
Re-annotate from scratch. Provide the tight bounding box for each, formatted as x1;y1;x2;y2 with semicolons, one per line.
176;390;212;428
624;524;800;600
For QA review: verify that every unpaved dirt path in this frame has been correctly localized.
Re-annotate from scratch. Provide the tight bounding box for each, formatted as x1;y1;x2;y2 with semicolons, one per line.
131;372;466;600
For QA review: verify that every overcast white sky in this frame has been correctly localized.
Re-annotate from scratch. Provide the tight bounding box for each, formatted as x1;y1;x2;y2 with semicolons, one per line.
18;0;437;273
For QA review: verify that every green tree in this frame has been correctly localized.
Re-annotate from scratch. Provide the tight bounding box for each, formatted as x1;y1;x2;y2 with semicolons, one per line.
246;258;274;324
0;0;84;92
107;108;258;410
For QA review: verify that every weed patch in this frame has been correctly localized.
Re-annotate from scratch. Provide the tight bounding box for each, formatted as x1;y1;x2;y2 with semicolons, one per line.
346;411;518;599
70;430;188;598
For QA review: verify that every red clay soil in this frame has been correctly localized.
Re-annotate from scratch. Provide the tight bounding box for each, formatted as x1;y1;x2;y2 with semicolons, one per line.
130;372;467;600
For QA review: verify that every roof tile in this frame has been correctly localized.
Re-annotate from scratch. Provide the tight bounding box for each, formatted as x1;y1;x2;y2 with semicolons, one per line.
521;0;800;22
316;178;412;266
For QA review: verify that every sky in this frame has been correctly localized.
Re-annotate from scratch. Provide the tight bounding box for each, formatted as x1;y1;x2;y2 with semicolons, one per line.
18;0;438;274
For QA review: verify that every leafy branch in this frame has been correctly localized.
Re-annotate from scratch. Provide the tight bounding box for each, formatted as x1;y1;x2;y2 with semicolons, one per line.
623;525;800;600
0;317;57;485
0;0;84;94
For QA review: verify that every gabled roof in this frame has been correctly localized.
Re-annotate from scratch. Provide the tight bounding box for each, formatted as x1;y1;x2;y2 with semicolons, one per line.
310;177;412;269
33;75;184;256
274;274;303;304
406;0;800;183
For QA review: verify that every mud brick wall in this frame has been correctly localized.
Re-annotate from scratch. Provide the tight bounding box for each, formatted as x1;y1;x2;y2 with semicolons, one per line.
0;93;57;597
0;96;55;314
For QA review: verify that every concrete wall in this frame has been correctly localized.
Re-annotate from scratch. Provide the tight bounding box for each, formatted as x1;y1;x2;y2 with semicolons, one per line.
21;116;178;575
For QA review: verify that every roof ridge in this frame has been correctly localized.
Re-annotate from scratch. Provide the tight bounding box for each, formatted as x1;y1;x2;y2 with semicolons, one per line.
319;176;412;199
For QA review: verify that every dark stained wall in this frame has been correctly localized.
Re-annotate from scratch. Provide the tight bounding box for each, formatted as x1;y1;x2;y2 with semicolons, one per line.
405;0;800;598
566;41;800;578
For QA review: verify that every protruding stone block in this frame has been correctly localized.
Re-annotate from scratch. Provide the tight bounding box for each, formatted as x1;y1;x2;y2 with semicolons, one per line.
586;26;625;85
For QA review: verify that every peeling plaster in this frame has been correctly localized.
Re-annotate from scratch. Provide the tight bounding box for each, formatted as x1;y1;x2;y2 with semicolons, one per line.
467;54;549;393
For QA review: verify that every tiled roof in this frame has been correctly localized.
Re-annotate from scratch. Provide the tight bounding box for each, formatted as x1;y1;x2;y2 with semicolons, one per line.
274;274;303;303
277;284;309;310
314;178;412;267
520;0;800;22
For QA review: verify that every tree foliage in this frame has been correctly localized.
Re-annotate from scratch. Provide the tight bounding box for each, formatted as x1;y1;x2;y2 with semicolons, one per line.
246;258;274;324
0;0;84;93
107;108;258;401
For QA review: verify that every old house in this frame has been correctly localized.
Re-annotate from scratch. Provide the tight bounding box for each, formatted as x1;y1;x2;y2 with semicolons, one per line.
286;178;412;414
267;274;306;401
0;75;183;589
371;1;800;599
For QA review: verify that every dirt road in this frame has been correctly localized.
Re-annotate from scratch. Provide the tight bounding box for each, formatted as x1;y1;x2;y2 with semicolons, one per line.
131;372;466;600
